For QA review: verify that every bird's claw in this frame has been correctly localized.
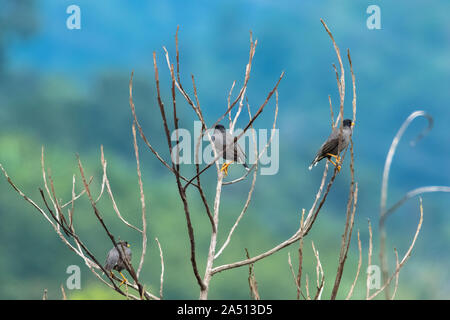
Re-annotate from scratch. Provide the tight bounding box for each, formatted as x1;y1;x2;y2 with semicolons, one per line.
119;280;129;288
118;272;129;287
328;157;342;172
220;163;231;176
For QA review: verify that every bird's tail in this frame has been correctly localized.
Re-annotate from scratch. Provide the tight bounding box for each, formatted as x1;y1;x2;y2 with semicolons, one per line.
309;158;318;170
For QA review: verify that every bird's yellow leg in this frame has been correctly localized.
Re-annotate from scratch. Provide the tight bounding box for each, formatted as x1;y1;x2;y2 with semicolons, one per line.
326;153;341;162
327;153;342;167
220;162;232;176
328;158;341;172
118;271;128;287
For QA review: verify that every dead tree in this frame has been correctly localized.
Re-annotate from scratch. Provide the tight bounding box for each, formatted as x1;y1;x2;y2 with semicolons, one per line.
0;19;440;300
129;20;358;300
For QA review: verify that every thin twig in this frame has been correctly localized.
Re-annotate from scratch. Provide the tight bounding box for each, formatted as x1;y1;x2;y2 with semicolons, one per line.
288;252;306;300
366;219;373;300
155;237;164;299
369;198;424;300
132;124;148;278
297;209;305;300
391;248;400;300
245;249;260;300
100;146;142;233
61;284;67;300
346;230;362;300
311;241;324;300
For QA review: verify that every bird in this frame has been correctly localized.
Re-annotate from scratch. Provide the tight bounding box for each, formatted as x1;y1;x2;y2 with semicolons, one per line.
211;124;249;176
104;241;132;286
309;119;354;171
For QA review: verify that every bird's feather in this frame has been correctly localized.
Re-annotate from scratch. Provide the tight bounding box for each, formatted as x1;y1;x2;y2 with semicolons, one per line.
104;248;119;272
212;127;248;168
309;125;352;169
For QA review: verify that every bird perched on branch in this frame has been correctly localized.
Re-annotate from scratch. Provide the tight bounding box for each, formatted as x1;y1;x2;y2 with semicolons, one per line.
104;241;132;286
309;119;354;171
211;124;249;176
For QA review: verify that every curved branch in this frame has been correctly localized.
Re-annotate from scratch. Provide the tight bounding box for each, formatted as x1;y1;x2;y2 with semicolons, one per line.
381;185;450;224
379;110;434;298
370;198;424;300
380;110;433;215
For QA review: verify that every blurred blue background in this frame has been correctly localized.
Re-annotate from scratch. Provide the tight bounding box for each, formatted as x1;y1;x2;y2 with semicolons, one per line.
0;0;449;299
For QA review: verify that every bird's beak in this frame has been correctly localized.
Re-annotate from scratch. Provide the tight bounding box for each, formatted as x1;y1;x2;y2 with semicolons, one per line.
127;243;130;248
351;121;355;127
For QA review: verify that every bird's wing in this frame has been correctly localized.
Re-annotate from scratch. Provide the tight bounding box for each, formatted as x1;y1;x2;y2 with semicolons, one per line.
211;131;224;155
310;128;346;170
310;131;339;166
319;126;346;156
104;248;119;271
318;136;340;156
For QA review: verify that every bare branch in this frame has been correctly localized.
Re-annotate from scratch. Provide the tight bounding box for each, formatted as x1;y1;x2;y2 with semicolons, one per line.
132;124;148;278
366;219;373;300
155;237;165;299
305;274;311;300
42;289;47;300
152;51;206;291
227;80;236;129
77;156;145;298
346;230;362;300
380;110;434;298
381;186;450;224
330;183;358;299
214;100;260;259
311;241;325;300
288;251;306;300
369;198;424;300
380;111;433;216
61;284;67;300
100;146;142;233
391;248;400;300
245;249;260;300
297;209;305;300
321;18;345;120
128;71;197;187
